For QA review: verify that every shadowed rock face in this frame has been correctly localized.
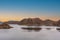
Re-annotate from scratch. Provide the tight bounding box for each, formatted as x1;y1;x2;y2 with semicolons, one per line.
0;23;13;29
19;18;43;26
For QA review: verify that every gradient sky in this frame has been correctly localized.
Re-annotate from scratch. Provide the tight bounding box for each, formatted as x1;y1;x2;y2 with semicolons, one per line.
0;0;60;22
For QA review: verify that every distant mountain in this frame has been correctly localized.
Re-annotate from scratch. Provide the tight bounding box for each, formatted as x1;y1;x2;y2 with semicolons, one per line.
18;18;43;26
5;21;19;24
0;23;13;29
0;22;3;25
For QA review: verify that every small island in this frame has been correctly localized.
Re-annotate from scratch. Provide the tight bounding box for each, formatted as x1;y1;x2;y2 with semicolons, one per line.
0;22;13;29
18;18;60;27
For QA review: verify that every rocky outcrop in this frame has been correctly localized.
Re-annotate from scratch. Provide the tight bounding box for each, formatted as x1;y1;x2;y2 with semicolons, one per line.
43;19;57;26
57;20;60;26
0;23;13;29
18;18;43;26
32;18;43;26
18;18;60;26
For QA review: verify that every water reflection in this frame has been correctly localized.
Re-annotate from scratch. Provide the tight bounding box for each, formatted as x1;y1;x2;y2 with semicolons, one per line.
0;24;60;40
46;28;51;30
33;28;42;32
21;26;42;32
56;28;60;32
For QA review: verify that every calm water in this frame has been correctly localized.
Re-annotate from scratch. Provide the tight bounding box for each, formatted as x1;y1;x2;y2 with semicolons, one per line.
0;24;60;40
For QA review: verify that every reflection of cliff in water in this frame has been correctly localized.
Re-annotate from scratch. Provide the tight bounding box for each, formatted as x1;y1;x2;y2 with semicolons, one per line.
46;28;51;30
56;28;60;32
21;26;42;32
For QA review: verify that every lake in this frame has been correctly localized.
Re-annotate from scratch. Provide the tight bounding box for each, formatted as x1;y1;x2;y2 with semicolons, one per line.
0;24;60;40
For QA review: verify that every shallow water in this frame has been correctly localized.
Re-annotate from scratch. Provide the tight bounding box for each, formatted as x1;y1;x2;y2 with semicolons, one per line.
0;24;60;40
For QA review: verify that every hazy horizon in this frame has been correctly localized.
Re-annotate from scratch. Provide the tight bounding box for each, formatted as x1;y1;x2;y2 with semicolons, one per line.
0;0;60;22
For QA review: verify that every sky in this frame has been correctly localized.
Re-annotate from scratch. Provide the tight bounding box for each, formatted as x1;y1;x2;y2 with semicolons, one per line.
0;0;60;22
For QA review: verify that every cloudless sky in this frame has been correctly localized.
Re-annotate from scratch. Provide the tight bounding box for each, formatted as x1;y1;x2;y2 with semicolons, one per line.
0;0;60;21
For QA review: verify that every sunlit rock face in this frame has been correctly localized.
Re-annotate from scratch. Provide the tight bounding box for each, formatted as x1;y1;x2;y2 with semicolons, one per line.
0;22;13;29
18;18;43;26
57;20;60;26
43;19;57;26
32;18;43;26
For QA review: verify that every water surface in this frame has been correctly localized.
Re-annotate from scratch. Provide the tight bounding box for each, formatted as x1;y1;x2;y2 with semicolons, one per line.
0;24;60;40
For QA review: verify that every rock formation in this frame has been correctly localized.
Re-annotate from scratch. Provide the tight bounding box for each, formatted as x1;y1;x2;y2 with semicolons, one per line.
3;18;60;27
43;19;57;26
57;20;60;26
0;22;13;29
18;18;43;26
18;18;60;26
